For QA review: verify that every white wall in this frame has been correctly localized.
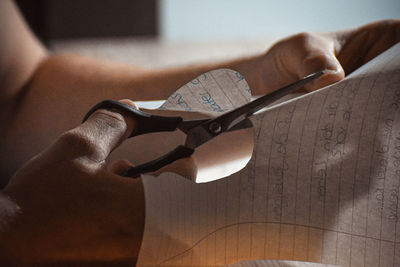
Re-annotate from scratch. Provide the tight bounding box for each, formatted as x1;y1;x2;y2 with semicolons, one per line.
160;0;400;41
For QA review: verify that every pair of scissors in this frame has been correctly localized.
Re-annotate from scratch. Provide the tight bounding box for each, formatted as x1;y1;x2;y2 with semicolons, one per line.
83;71;323;178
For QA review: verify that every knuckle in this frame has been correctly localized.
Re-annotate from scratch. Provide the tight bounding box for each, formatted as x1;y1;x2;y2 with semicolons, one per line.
57;130;97;156
282;32;322;53
291;32;313;44
274;31;313;49
57;130;108;162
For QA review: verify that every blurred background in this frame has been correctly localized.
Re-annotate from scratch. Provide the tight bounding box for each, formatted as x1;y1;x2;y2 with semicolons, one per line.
15;0;400;69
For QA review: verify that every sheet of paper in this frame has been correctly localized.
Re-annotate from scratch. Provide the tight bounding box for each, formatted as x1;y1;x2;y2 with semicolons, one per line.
137;44;400;267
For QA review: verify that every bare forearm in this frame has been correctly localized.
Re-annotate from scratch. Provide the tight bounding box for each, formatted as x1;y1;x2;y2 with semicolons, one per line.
5;52;265;129
28;52;265;100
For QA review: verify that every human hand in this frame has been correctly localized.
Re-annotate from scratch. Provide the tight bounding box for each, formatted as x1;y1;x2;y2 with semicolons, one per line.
242;19;400;95
0;100;144;264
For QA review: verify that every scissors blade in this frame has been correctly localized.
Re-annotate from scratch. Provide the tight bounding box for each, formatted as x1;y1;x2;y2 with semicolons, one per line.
184;71;324;149
177;118;210;134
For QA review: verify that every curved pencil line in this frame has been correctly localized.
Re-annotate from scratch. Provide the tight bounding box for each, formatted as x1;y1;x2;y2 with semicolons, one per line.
158;220;400;265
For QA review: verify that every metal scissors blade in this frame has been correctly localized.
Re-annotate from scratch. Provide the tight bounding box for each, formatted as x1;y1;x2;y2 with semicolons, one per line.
184;71;324;149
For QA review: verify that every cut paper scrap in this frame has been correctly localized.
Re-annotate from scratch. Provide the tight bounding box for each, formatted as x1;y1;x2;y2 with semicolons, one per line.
160;69;254;182
160;68;252;114
137;44;400;266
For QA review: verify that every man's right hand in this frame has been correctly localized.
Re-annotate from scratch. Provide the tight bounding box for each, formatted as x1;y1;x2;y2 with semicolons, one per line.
0;100;144;264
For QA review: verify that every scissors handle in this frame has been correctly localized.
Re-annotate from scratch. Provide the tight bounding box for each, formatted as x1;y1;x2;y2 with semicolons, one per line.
83;100;183;137
83;100;195;178
122;145;194;178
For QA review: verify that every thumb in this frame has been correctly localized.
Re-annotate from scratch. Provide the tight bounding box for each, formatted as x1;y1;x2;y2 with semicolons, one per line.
300;52;345;91
293;34;345;91
59;99;138;162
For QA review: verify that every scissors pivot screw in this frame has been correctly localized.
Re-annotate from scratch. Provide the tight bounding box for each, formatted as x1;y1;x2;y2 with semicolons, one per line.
209;122;222;134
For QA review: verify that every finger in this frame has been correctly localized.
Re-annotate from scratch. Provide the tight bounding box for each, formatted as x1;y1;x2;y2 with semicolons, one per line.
296;35;345;91
58;99;138;162
336;19;400;74
302;55;345;91
108;159;134;175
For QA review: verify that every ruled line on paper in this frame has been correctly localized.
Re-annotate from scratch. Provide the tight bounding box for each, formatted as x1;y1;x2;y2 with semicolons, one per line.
137;44;400;267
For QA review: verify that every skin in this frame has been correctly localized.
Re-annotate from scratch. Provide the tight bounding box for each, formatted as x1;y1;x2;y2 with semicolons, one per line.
0;0;399;264
1;102;144;264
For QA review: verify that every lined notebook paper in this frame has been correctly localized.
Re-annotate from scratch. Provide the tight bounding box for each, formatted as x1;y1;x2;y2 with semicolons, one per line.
137;43;400;267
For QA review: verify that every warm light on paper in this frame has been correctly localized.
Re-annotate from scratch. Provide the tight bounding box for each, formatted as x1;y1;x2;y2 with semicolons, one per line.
193;126;254;183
